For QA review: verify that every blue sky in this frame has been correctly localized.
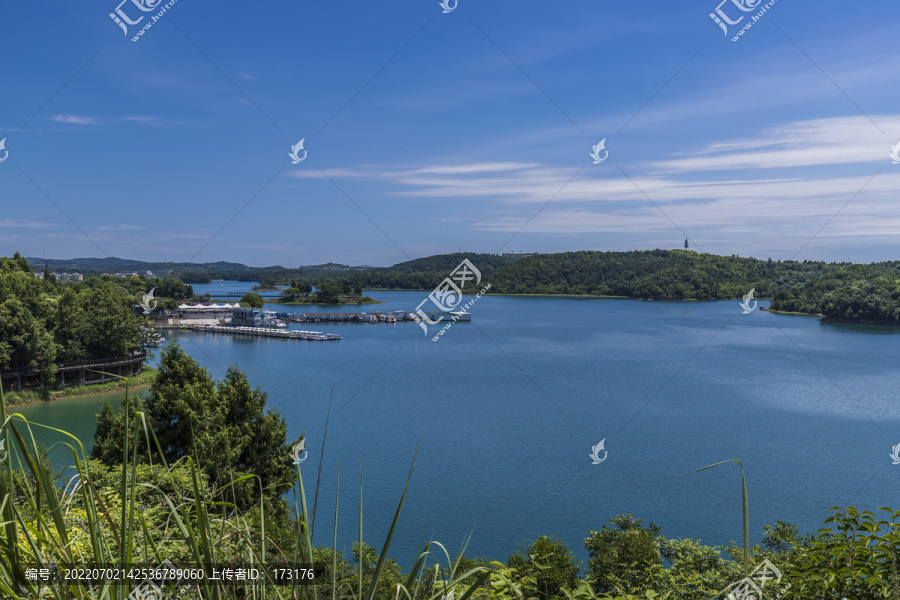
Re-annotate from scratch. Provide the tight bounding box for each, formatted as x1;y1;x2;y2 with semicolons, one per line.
2;0;899;267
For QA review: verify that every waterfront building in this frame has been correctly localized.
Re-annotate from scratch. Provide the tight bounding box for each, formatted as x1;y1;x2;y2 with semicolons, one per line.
231;307;287;328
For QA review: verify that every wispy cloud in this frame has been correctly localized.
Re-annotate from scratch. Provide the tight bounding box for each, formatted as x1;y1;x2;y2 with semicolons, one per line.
89;224;145;233
282;113;900;256
0;219;59;229
124;116;160;123
646;115;900;173
51;115;99;125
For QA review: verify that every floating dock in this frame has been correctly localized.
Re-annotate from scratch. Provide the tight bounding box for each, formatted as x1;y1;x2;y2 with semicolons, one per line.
192;325;341;341
281;311;470;324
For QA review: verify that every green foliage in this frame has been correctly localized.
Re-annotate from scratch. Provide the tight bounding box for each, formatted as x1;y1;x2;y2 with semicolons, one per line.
646;537;739;598
352;541;404;599
92;343;300;510
315;280;344;303
240;292;265;308
179;271;213;284
485;250;831;299
772;264;900;323
0;253;149;386
784;506;900;599
83;274;194;302
508;536;581;599
584;515;662;595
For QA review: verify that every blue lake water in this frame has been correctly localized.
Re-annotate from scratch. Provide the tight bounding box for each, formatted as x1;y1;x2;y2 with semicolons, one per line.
15;284;900;565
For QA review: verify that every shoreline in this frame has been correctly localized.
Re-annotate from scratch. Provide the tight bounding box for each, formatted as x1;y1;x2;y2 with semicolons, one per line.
821;315;900;327
268;299;384;306
760;307;900;327
760;307;823;317
4;368;156;407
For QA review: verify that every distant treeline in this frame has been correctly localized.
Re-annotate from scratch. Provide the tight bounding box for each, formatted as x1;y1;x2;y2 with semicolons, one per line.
770;264;900;323
213;250;843;300
475;250;834;299
31;250;900;325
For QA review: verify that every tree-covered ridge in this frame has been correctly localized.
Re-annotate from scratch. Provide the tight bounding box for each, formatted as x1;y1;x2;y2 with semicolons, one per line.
770;264;900;323
279;250;836;298
470;250;836;299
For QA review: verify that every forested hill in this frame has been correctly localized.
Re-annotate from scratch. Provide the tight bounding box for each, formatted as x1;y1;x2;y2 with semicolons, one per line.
381;253;518;274
339;250;839;300
484;250;832;299
770;264;900;323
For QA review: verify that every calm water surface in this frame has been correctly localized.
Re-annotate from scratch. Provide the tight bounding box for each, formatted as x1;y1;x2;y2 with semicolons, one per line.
16;285;900;562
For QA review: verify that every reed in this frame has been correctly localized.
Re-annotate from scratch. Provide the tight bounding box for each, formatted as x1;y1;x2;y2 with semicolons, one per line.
681;458;750;578
0;377;515;600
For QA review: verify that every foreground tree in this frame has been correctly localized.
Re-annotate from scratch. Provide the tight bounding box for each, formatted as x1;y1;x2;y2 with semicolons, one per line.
585;515;662;595
508;536;581;599
92;343;301;510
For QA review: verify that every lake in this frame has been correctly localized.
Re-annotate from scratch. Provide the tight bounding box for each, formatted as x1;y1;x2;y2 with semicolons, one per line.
14;284;900;564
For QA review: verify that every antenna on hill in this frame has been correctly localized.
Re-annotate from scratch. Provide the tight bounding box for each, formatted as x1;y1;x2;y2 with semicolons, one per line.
684;238;689;249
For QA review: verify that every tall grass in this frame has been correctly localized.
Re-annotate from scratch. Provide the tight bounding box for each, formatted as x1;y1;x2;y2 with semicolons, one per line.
0;377;507;600
681;458;750;578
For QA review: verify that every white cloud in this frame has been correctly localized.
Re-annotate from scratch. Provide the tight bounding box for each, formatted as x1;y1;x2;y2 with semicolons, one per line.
0;219;59;229
646;115;900;172
51;115;99;125
281;114;900;254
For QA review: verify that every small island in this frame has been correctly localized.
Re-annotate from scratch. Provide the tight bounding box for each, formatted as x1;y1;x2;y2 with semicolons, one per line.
265;280;382;305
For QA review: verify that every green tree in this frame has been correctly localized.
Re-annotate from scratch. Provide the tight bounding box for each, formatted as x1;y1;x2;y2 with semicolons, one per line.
508;536;581;599
585;515;662;595
90;394;146;464
240;292;264;308
0;297;58;383
315;280;343;303
92;343;300;510
76;286;143;359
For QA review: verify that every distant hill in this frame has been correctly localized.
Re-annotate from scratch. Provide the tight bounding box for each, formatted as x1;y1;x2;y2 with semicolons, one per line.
25;250;877;303
25;257;276;274
330;249;843;299
381;253;517;274
770;264;900;323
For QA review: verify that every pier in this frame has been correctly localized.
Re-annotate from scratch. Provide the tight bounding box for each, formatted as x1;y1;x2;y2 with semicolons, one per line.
280;311;470;324
192;325;342;341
